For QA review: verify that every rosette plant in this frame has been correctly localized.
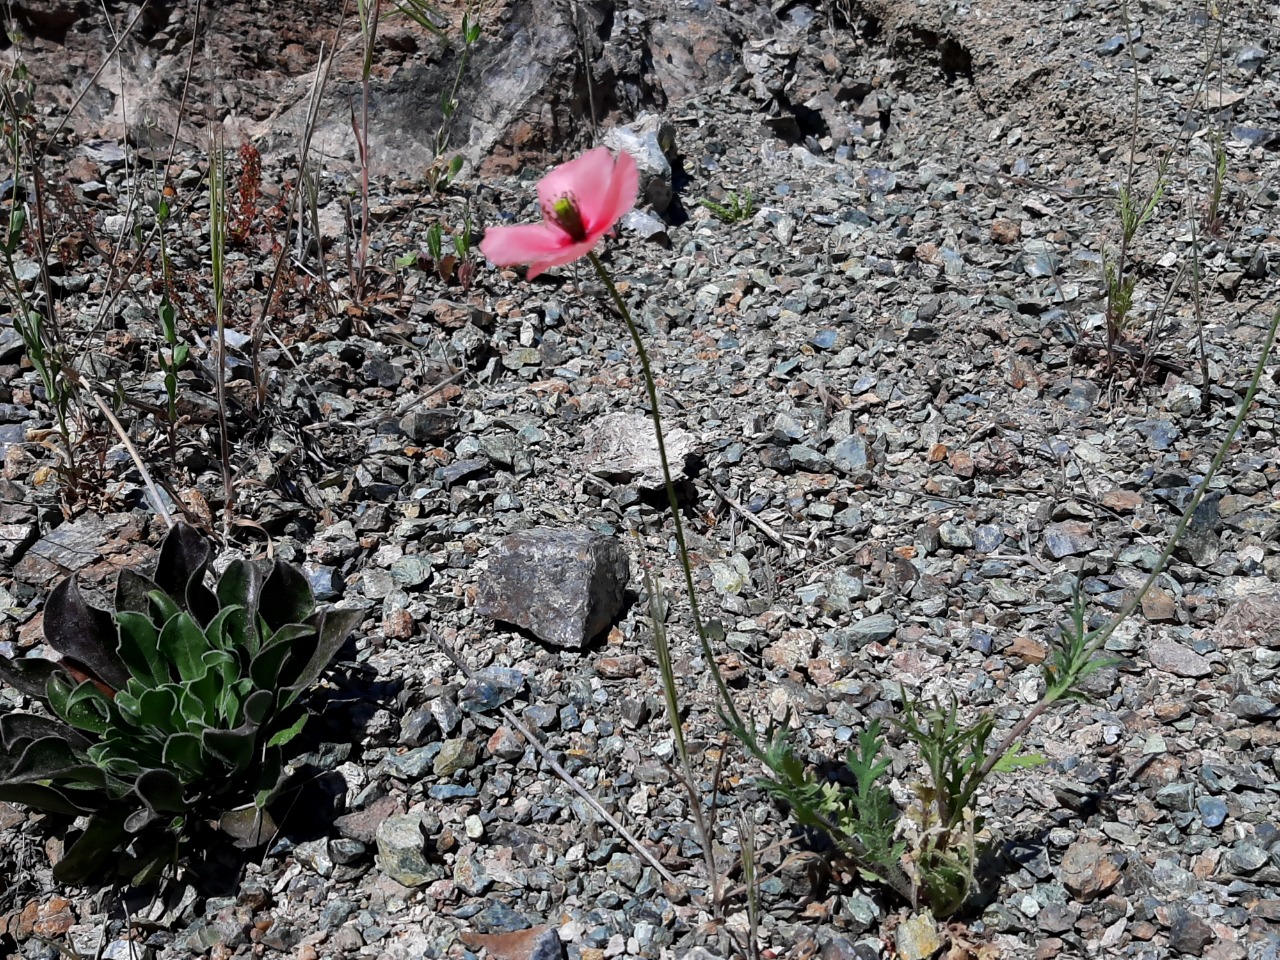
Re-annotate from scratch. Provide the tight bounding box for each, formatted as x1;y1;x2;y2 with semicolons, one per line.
0;523;362;885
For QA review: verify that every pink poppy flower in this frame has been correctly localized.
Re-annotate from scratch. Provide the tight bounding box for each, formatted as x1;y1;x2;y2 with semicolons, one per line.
480;147;639;280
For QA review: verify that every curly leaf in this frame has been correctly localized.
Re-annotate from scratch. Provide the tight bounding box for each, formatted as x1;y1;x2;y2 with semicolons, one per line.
134;768;186;815
161;732;205;778
0;781;104;816
153;523;217;626
115;569;160;616
43;577;129;691
116;610;165;686
0;713;89;753
1;736;106;787
280;607;361;704
0;654;63;700
48;677;113;737
158;610;212;684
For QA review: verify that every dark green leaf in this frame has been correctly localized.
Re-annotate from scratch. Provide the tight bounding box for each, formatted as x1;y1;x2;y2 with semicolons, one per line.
153;523;217;625
137;685;182;734
0;713;88;752
116;610;165;685
53;814;129;884
48;677;112;736
90;746;147;782
0;654;63;699
134;768;186;814
2;736;105;787
202;690;273;778
161;732;204;777
216;559;263;655
147;589;181;628
259;560;314;633
43;577;129;690
158;610;211;683
266;712;307;748
177;687;211;730
0;782;102;816
279;607;361;704
115;569;160;615
203;605;242;653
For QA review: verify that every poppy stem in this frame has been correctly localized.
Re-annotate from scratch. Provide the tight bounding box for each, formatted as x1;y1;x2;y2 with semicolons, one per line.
587;251;746;734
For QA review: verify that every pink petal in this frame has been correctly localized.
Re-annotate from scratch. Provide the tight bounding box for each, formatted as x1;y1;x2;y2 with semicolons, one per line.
479;222;571;267
537;147;618;220
583;148;639;237
526;236;599;279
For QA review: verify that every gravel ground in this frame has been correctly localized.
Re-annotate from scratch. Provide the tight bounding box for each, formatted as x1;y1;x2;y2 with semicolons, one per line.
2;1;1280;958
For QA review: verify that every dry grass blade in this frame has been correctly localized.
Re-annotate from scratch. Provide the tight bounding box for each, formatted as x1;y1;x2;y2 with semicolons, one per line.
429;629;683;890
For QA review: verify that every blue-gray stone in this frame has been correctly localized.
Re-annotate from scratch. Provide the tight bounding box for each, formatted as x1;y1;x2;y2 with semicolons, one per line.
427;784;477;800
811;328;840;350
1196;796;1227;829
790;444;830;471
459;667;526;712
830;436;869;474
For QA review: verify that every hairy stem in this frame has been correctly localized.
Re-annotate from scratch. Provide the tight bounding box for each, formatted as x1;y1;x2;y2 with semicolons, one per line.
588;251;745;732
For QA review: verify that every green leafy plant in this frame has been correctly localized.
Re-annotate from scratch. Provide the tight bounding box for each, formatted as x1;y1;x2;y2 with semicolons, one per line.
395;0;484;196
154;199;189;439
0;60;80;483
1203;132;1228;235
698;188;755;224
407;213;477;288
0;523;362;886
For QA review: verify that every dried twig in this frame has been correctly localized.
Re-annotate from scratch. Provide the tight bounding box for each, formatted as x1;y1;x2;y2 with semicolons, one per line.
710;482;789;549
429;629;683;890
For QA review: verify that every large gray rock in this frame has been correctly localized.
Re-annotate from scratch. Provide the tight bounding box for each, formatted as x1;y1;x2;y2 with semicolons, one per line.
476;528;629;648
602;113;676;212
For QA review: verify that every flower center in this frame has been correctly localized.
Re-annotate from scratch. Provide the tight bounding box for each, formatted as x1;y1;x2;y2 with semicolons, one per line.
546;195;588;242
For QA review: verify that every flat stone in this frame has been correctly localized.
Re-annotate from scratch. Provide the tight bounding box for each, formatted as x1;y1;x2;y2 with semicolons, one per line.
895;910;942;960
335;795;402;844
459;666;527;712
581;412;695;491
1059;840;1121;901
1147;636;1212;678
1225;842;1269;873
848;613;896;645
1141;588;1178;622
595;654;645;680
829;435;869;474
1101;488;1144;513
1043;521;1097;559
398;409;459;443
1227;695;1278;721
1165;905;1213;956
476;527;629;648
434;738;479;775
1197;796;1228;829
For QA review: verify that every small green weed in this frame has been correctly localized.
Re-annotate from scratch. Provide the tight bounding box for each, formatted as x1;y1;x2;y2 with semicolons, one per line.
698;188;755;224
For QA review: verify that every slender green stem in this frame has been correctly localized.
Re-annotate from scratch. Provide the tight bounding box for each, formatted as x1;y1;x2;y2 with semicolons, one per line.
587;251;745;732
978;300;1280;784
